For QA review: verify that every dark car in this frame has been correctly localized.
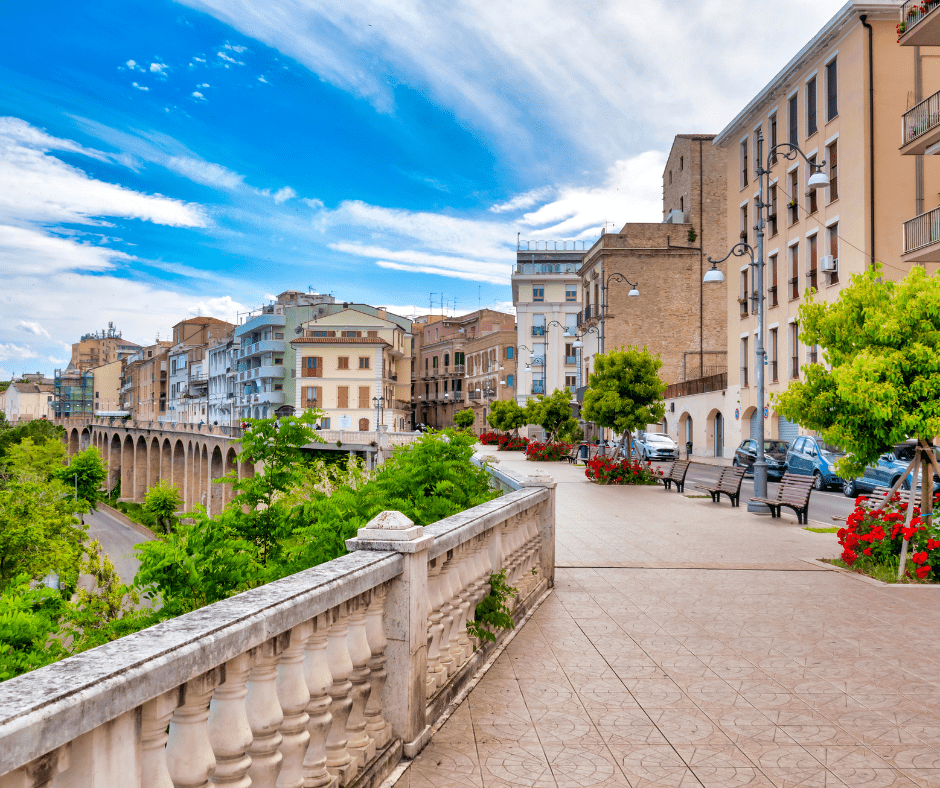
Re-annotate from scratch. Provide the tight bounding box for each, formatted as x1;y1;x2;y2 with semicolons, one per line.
732;439;790;479
842;443;940;497
785;436;845;490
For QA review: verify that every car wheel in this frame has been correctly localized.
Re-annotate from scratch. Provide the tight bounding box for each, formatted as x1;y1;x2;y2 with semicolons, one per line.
842;478;857;498
813;471;825;491
900;475;912;491
732;458;739;467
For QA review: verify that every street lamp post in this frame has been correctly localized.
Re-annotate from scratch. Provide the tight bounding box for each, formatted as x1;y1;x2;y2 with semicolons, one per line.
705;130;829;514
600;272;640;355
372;395;385;432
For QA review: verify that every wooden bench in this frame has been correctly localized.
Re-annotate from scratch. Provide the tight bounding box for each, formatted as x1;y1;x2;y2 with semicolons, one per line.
749;471;815;523
662;459;691;493
696;465;747;507
860;486;914;511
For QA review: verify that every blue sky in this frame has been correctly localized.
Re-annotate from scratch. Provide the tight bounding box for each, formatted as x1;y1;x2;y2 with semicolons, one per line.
0;0;845;377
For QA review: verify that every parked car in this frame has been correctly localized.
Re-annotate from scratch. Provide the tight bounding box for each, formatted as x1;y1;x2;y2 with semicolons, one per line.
785;436;845;490
842;443;940;497
732;439;790;479
632;431;679;461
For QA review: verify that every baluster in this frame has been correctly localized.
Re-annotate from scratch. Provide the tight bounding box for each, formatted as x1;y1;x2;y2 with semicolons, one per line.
364;583;391;751
141;691;178;788
425;557;445;698
436;552;456;682
208;653;254;787
302;613;333;788
13;744;71;788
276;622;312;788
167;670;223;788
246;638;285;788
345;593;375;769
325;603;356;785
449;545;472;671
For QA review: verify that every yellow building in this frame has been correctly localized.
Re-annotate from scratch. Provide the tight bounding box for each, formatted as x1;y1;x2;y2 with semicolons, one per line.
290;306;412;431
3;381;54;423
92;359;124;415
69;323;140;373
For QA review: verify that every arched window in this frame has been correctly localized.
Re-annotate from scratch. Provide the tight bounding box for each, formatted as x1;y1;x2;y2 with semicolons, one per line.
444;353;450;367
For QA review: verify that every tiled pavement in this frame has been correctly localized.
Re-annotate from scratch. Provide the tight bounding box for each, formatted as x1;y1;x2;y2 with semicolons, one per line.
398;451;940;788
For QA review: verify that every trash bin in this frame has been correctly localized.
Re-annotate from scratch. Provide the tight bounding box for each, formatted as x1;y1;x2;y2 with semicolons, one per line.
686;441;693;459
579;442;589;462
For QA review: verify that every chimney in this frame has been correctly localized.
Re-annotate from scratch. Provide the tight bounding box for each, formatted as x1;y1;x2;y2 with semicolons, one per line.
377;307;387;320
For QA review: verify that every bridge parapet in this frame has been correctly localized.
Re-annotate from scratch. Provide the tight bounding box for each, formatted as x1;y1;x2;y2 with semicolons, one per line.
0;462;555;788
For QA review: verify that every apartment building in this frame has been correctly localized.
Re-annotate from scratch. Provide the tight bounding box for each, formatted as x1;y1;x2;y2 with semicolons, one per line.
92;359;123;415
53;369;93;418
207;336;237;426
3;381;54;423
68;323;140;372
410;314;445;429
414;309;516;430
669;1;939;460
511;245;584;410
164;317;234;424
120;341;173;421
291;305;412;431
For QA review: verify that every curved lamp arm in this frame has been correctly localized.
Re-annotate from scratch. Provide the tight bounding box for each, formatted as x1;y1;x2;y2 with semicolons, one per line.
708;241;755;267
767;142;826;173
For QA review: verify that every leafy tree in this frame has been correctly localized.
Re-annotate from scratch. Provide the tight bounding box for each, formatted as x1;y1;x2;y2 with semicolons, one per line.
55;448;108;516
143;479;184;534
582;346;667;456
454;408;475;430
774;264;940;476
486;399;529;435
0;420;62;464
527;388;578;442
0;577;68;681
3;437;66;481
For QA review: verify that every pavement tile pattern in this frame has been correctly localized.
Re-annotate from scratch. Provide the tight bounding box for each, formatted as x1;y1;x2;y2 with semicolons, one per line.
396;451;940;788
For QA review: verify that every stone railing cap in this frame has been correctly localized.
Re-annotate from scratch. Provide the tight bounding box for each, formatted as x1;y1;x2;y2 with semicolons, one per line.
366;510;415;530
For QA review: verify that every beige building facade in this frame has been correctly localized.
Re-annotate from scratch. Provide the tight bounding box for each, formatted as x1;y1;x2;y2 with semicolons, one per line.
69;324;140;373
92;359;123;415
292;306;412;431
3;381;54;423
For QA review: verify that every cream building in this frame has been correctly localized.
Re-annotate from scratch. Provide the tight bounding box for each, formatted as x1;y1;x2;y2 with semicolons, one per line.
92;359;124;415
291;306;412;431
667;1;940;460
3;381;54;423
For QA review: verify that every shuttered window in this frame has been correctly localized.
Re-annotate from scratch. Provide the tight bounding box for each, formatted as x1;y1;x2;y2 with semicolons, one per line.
806;77;817;136
301;386;320;408
338;357;349;370
826;58;838;121
788;93;798;145
337;386;349;408
358;386;370;408
302;357;322;378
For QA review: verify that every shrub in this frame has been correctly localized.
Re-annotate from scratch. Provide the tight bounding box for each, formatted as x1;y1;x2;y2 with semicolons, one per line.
497;434;529;451
525;441;573;461
836;491;940;582
478;431;502;445
585;456;662;485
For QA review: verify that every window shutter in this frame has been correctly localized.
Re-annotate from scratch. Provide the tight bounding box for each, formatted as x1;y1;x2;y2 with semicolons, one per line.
827;59;837;120
789;94;798;145
337;386;348;408
359;386;370;408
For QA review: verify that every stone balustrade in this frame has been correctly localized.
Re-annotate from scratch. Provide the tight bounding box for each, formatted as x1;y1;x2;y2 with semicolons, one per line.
0;459;554;788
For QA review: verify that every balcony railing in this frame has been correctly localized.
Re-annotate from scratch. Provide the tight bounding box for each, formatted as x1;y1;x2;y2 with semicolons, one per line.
468;391;481;400
0;467;554;788
565;355;577;365
901;0;940;37
806;268;818;291
789;277;800;300
741;367;749;388
664;372;728;399
791;355;800;379
531;326;545;336
531;381;545;395
768;285;778;308
904;206;940;254
904;89;940;147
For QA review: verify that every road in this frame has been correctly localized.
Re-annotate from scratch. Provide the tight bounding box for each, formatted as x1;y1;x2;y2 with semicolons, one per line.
84;506;152;584
649;460;856;526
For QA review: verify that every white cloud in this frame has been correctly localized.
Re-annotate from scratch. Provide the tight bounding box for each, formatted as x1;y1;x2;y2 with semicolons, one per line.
224;44;247;53
150;62;167;73
198;82;210;88
489;187;554;214
331;242;509;285
192;91;205;100
272;186;296;204
258;75;269;84
125;60;144;72
0;343;38;362
165;155;243;189
132;82;149;91
192;56;206;63
17;320;51;338
217;51;245;66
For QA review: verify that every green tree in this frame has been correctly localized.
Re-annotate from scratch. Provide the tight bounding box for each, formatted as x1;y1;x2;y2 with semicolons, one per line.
774;264;940;476
0;577;69;681
527;388;577;442
454;408;475;430
55;447;108;515
3;437;66;481
486;399;529;435
0;420;62;464
143;479;184;534
582;346;667;456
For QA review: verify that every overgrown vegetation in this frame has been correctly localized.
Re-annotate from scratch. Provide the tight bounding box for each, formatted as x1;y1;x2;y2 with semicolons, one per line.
466;569;517;644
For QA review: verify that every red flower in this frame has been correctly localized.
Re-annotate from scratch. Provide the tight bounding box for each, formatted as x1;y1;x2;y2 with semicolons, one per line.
842;548;858;565
862;547;873;557
912;551;928;565
916;565;931;579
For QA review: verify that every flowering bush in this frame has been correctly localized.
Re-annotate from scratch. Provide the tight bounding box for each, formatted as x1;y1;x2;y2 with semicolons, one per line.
837;491;940;582
584;456;663;485
478;431;501;445
497;434;529;451
525;441;573;461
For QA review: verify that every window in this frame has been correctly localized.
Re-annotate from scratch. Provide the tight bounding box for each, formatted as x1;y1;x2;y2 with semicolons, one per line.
321;417;331;429
770;328;779;382
565;375;577;390
807;234;818;291
770;113;778;164
769;184;778;236
680;196;684;212
341;330;362;338
594;283;599;308
806;76;817;136
740;204;748;242
302;357;322;378
789;93;798;146
669;170;673;184
807;156;818;214
443;353;450;368
274;357;283;365
790;322;800;379
359;357;370;369
828;222;840;285
358;386;370;408
274;384;283;391
788;170;799;224
337;386;349;408
507;374;514;387
533;284;544;302
565;285;577;302
311;330;334;338
274;332;284;340
565;343;575;362
741;336;749;388
826;58;838;121
507;346;514;359
769;254;779;307
740;268;749;318
367;330;378;337
740;139;749;188
679;156;684;170
790;245;800;300
338;356;350;370
827;141;838;202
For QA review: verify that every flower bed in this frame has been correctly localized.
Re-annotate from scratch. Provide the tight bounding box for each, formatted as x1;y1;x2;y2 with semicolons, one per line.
832;491;940;583
525;441;573;462
497;434;530;451
584;456;663;485
479;431;501;445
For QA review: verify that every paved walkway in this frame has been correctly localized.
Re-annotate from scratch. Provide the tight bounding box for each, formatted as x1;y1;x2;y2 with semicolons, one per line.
401;449;940;788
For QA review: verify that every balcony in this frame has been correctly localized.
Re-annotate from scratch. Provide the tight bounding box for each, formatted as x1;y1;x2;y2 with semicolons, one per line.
451;364;465;376
664;372;728;399
240;339;284;359
234;312;285;336
901;90;940;155
578;304;599;325
903;206;940;263
531;325;545;337
468;391;481;400
899;0;940;46
531;381;545;395
565;355;577;365
528;355;545;367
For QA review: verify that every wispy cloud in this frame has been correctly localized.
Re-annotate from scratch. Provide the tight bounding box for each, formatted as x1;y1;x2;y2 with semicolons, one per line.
17;320;51;338
132;82;149;91
150;62;168;74
217;51;245;66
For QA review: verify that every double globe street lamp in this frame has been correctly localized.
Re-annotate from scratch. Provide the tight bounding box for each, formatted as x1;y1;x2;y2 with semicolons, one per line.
705;129;829;513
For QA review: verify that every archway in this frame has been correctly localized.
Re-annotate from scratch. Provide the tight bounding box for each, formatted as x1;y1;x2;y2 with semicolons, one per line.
80;428;91;452
706;409;724;459
224;447;238;505
109;433;122;494
172;440;186;504
134;436;148;501
186;442;196;511
68;429;79;456
161;439;172;483
121;435;135;500
210;446;224;515
199;444;209;511
149;437;160;491
678;412;693;456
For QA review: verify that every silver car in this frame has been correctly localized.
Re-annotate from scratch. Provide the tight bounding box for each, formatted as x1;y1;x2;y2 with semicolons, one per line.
633;431;679;461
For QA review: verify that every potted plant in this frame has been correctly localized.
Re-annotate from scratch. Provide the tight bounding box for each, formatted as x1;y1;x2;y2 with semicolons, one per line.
788;199;797;209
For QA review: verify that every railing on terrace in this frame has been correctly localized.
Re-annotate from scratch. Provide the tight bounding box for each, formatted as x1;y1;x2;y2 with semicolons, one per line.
903;89;940;147
901;0;940;36
0;461;554;788
904;206;940;254
664;372;728;399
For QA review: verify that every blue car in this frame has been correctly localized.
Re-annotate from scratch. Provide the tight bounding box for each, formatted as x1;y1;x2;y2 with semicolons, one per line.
841;443;940;498
785;436;846;490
